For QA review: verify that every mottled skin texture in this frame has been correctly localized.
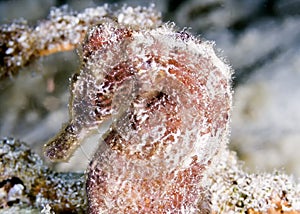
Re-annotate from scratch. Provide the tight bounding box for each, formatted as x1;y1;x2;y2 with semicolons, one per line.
44;19;231;213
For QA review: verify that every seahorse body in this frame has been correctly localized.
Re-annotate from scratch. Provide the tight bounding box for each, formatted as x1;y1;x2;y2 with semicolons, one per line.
45;20;232;213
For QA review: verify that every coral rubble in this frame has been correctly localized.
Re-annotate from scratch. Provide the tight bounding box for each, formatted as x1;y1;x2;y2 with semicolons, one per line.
0;4;161;80
0;138;86;213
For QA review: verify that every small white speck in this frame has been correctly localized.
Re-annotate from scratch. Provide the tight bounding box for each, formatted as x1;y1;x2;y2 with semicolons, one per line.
5;48;14;55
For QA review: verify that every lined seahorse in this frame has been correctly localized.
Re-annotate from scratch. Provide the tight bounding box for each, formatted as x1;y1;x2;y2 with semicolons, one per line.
44;18;232;213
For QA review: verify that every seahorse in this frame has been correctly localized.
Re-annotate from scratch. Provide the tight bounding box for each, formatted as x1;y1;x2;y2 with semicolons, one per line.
44;18;232;213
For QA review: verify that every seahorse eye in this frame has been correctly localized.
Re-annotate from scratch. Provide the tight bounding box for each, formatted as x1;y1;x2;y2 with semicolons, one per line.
71;73;80;83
